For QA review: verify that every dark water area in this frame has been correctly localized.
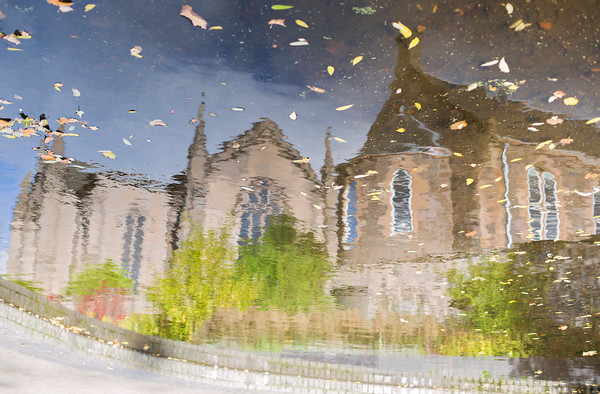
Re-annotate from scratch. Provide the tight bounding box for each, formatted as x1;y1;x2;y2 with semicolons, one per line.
2;0;600;387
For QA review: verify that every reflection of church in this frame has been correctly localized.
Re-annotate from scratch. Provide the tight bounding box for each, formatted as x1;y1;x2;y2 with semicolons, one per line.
7;32;600;323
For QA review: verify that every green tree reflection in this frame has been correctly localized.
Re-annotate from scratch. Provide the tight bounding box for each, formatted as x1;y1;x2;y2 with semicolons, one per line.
236;214;332;313
140;214;332;341
443;243;600;358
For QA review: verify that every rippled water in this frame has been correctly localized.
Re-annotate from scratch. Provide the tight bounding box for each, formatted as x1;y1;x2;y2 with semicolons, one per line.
2;0;600;386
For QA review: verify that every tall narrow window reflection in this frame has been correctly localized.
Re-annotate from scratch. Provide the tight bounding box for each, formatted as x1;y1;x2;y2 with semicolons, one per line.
342;180;358;246
390;169;413;235
239;179;282;244
527;167;559;241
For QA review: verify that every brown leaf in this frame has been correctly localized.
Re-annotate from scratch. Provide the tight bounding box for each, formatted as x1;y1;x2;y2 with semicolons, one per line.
46;0;73;6
180;5;207;29
538;21;552;30
306;85;326;93
450;120;467;130
268;19;286;27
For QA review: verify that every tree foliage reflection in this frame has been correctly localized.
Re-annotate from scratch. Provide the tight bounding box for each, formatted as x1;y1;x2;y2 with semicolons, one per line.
139;215;332;341
443;242;600;358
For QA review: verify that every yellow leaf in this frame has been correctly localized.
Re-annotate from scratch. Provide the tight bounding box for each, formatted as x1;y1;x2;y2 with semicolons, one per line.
586;116;600;124
62;133;80;137
351;56;363;66
392;21;412;38
84;4;95;12
312;204;322;210
209;26;223;30
336;104;354;111
466;178;474;185
333;137;347;143
3;135;16;139
7;47;23;51
99;150;116;160
408;37;419;50
564;97;578;106
414;102;421;109
453;152;463;157
396;128;405;133
535;139;553;150
511;158;522;162
295;19;308;28
327;66;334;76
479;184;493;189
131;53;143;58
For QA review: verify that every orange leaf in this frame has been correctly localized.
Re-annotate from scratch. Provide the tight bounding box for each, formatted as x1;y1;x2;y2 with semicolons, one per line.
450;120;467;130
538;21;552;30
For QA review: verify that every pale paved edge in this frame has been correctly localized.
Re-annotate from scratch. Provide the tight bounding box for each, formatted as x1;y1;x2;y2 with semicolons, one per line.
0;319;275;394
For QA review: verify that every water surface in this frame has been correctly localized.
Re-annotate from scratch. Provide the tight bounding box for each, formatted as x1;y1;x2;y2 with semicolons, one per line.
2;0;600;387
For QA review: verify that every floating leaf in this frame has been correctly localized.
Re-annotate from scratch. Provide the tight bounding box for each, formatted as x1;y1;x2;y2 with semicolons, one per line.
327;66;334;75
450;120;467;130
312;204;322;210
7;47;23;51
130;45;143;58
72;88;80;97
466;178;474;185
396;128;405;133
466;82;478;91
333;137;347;143
53;83;63;92
453;152;463;157
306;85;326;93
149;119;167;127
536;139;553;150
498;57;510;73
414;102;421;109
62;133;79;137
179;5;207;29
122;138;132;146
408;37;419;49
208;26;222;30
564;97;578;106
479;184;493;189
505;3;514;14
351;55;363;65
586;116;600;124
295;19;308;28
231;107;245;111
539;21;552;30
481;59;499;67
392;21;412;38
84;4;95;12
546;116;563;125
336;104;354;111
289;111;297;120
272;5;294;10
128;109;136;113
293;157;310;163
99;150;116;160
268;19;286;27
290;38;309;46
